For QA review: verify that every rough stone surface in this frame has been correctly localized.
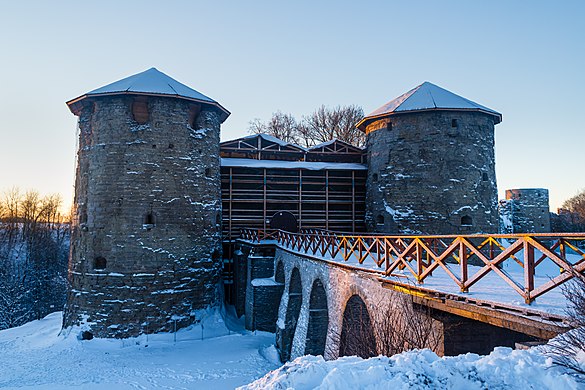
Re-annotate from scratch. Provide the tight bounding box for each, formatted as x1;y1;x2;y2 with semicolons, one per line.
500;188;551;233
242;244;283;332
64;95;223;338
267;247;540;361
273;248;444;361
365;111;498;234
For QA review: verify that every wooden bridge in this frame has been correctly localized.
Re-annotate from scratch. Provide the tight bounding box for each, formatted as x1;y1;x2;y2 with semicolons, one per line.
236;228;584;359
241;228;585;305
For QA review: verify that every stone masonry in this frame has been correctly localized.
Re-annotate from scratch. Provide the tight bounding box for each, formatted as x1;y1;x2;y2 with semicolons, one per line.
365;111;498;234
500;188;551;233
64;95;223;338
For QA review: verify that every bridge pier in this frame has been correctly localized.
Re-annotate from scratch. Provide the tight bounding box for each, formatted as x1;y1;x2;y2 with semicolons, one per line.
234;242;283;332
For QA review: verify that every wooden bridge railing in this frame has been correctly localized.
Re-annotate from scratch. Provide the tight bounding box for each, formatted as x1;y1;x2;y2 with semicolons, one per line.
239;228;585;304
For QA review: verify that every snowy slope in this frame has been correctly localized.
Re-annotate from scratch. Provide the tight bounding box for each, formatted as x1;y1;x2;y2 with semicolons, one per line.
242;348;582;390
0;311;279;389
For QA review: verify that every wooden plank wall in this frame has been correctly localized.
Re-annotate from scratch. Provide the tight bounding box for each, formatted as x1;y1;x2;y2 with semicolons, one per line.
221;166;367;241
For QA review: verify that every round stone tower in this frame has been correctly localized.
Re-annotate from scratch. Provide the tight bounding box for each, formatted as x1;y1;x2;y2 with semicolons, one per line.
64;68;230;337
357;82;501;234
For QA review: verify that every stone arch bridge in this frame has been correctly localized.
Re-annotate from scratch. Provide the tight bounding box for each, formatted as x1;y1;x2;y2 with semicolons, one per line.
232;229;584;361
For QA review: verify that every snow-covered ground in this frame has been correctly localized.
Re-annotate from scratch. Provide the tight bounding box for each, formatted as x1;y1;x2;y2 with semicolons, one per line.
1;310;583;389
244;347;583;389
0;310;280;389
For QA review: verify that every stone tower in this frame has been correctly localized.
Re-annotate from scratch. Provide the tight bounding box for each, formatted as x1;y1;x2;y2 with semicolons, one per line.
500;188;551;233
357;82;501;234
64;68;230;337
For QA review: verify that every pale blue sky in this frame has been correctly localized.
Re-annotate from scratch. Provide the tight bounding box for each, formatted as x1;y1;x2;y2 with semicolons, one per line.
0;1;583;211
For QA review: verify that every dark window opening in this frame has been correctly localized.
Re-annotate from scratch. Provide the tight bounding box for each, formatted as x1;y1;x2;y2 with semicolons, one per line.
189;104;201;128
482;172;489;181
152;144;157;149
168;143;174;149
144;212;155;230
386;121;392;131
216;213;221;226
376;215;384;225
132;97;149;124
205;168;211;177
212;249;221;262
94;256;107;270
372;173;378;182
461;215;473;226
451;119;458;128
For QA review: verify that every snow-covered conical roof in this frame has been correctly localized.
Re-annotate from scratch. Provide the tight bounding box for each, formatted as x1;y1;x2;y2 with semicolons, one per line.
357;82;501;130
67;67;230;122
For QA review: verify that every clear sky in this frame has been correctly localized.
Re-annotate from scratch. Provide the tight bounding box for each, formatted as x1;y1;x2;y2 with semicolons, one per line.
0;1;583;212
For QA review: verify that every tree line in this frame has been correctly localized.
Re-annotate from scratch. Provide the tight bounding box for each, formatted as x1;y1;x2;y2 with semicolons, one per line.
0;188;69;330
248;105;366;148
558;189;585;231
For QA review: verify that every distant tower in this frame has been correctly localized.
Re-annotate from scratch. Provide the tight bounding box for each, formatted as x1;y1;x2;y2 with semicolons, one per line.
357;82;501;234
501;188;551;233
64;68;230;337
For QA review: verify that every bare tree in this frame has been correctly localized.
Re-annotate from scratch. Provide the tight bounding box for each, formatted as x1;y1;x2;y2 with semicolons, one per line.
248;111;302;145
248;105;365;148
546;277;585;377
301;105;365;148
560;189;585;231
330;292;443;359
0;187;69;329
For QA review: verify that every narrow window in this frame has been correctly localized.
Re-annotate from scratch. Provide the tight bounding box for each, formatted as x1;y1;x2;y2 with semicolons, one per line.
145;213;155;225
216;213;221;226
205;168;211;177
451;119;458;128
461;215;473;226
132;97;149;124
386;121;392;131
372;173;378;182
94;256;107;270
144;212;155;230
482;172;489;181
376;215;384;225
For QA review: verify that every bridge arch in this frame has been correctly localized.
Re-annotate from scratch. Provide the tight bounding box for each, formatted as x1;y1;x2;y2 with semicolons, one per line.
339;294;377;358
304;278;329;356
281;267;303;361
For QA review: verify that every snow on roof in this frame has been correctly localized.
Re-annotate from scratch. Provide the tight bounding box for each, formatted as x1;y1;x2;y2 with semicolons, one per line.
237;133;307;151
307;139;338;150
307;139;364;151
357;82;501;129
66;68;230;121
220;158;367;171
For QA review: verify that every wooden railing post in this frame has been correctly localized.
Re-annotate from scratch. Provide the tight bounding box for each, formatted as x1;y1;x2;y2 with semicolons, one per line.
524;238;535;304
459;238;468;292
416;240;424;284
